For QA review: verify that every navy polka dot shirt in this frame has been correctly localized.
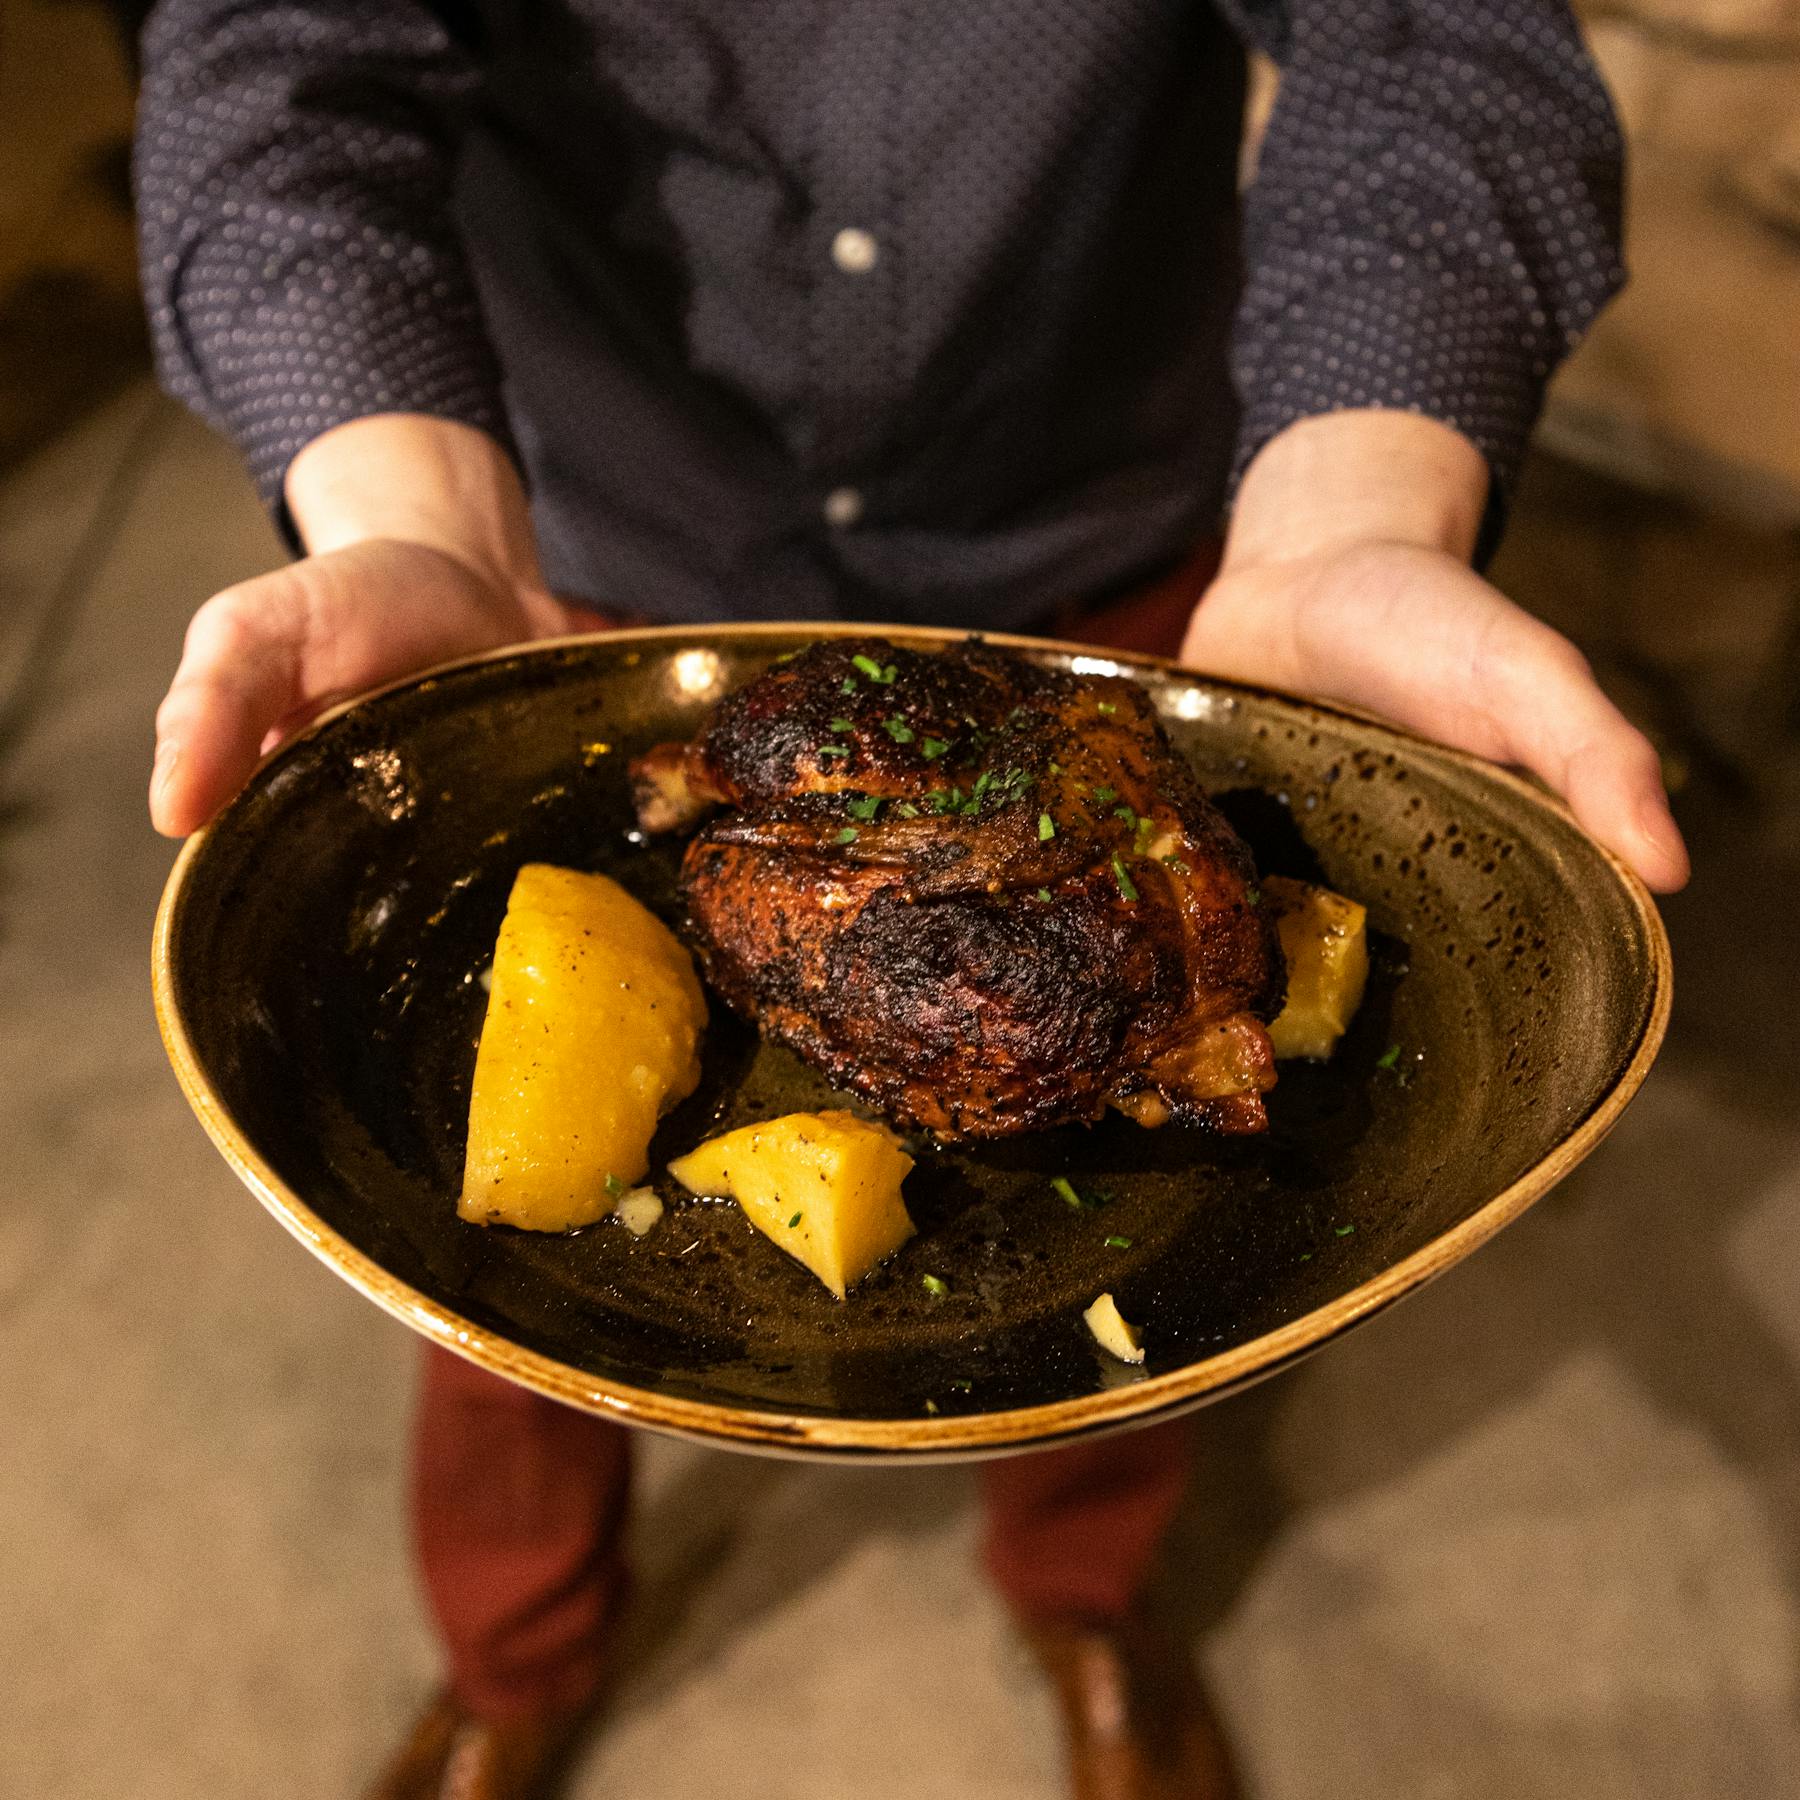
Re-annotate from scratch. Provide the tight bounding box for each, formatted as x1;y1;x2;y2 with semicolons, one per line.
134;0;1623;626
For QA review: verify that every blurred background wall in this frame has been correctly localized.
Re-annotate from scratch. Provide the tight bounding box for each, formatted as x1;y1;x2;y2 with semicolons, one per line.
0;0;141;473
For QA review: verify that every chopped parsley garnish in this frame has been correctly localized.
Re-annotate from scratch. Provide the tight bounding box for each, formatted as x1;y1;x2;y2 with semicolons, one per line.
853;654;897;684
834;826;859;844
1048;760;1064;775
840;676;858;694
1245;885;1262;907
950;1378;973;1392
1038;812;1056;841
1105;1235;1133;1249
1133;815;1156;853
925;1398;939;1414
883;716;916;744
846;794;882;821
1335;1224;1356;1236
1096;700;1117;715
604;1173;625;1198
1036;887;1052;902
913;778;1026;819
1090;785;1118;805
1111;852;1138;901
1112;803;1137;827
817;744;850;759
895;801;920;819
788;1212;803;1229
991;766;1034;804
828;717;854;733
971;769;994;802
921;736;951;761
922;1273;949;1297
1162;854;1191;874
1376;1044;1402;1072
1053;1178;1112;1212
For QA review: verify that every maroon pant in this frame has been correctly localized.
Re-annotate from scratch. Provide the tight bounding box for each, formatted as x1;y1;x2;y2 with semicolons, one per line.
415;1348;1196;1721
414;552;1218;1723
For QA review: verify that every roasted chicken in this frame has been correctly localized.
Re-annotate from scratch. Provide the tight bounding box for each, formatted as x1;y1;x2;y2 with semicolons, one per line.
630;637;1284;1139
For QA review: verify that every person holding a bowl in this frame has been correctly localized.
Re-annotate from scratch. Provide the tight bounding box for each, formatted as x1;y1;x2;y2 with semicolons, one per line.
134;3;1689;1797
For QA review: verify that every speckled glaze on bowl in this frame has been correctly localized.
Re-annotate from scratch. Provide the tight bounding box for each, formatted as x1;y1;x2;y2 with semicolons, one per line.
153;625;1670;1461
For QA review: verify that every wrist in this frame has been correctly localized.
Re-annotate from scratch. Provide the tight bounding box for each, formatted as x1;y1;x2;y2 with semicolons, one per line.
284;414;544;595
1222;411;1489;575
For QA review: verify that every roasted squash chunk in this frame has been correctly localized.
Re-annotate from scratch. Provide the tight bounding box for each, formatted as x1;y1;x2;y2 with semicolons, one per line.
1083;1292;1146;1364
668;1111;915;1297
1264;875;1370;1061
461;864;707;1231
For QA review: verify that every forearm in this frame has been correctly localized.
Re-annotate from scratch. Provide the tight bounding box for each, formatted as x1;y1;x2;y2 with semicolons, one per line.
286;414;545;593
1196;410;1490;693
1220;410;1487;574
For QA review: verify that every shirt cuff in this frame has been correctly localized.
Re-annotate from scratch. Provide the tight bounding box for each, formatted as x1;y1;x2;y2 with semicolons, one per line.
162;251;518;548
1230;265;1562;555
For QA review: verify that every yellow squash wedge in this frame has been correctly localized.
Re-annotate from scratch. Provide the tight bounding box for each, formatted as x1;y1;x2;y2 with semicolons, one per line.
461;864;706;1231
1264;874;1370;1061
668;1110;915;1297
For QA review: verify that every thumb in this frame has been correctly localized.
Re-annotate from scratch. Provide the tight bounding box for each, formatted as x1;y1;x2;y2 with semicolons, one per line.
1483;636;1691;894
152;573;308;837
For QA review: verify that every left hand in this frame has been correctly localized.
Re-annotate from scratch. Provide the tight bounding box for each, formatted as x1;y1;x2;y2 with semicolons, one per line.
1185;414;1689;893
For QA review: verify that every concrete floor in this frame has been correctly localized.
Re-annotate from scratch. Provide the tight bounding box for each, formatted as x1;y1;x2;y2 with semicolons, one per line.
3;385;1799;1798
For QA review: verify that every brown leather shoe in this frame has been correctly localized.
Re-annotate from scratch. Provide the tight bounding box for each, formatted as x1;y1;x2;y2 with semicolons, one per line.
1025;1615;1244;1800
361;1689;588;1800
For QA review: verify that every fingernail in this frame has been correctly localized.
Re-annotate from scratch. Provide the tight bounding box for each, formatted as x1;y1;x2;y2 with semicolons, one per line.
1636;795;1688;886
152;739;180;802
1636;793;1676;853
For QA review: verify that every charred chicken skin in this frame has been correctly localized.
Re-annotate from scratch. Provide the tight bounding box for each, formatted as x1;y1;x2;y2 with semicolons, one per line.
630;637;1285;1139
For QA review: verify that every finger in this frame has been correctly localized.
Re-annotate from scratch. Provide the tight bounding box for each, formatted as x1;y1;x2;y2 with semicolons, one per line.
258;686;368;754
1487;636;1691;894
1561;736;1690;893
525;589;631;637
151;579;305;836
557;601;627;634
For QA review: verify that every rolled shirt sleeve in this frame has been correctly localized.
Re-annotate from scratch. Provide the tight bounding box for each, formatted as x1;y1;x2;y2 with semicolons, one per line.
134;0;515;517
1220;0;1625;511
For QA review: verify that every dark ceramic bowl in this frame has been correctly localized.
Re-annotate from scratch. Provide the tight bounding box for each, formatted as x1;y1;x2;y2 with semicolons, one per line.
153;626;1670;1460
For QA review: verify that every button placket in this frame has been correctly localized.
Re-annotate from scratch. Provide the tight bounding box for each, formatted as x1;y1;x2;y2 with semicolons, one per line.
807;2;905;525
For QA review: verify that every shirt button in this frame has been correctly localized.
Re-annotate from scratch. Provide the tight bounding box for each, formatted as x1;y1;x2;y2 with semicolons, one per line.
822;486;864;528
830;227;879;274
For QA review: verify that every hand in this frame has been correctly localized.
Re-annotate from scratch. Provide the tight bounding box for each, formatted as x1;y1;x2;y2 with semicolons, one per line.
150;413;605;837
151;538;596;836
1186;414;1689;893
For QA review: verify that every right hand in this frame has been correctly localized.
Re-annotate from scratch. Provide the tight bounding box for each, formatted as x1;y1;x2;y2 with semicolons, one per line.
150;538;598;836
150;413;603;837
